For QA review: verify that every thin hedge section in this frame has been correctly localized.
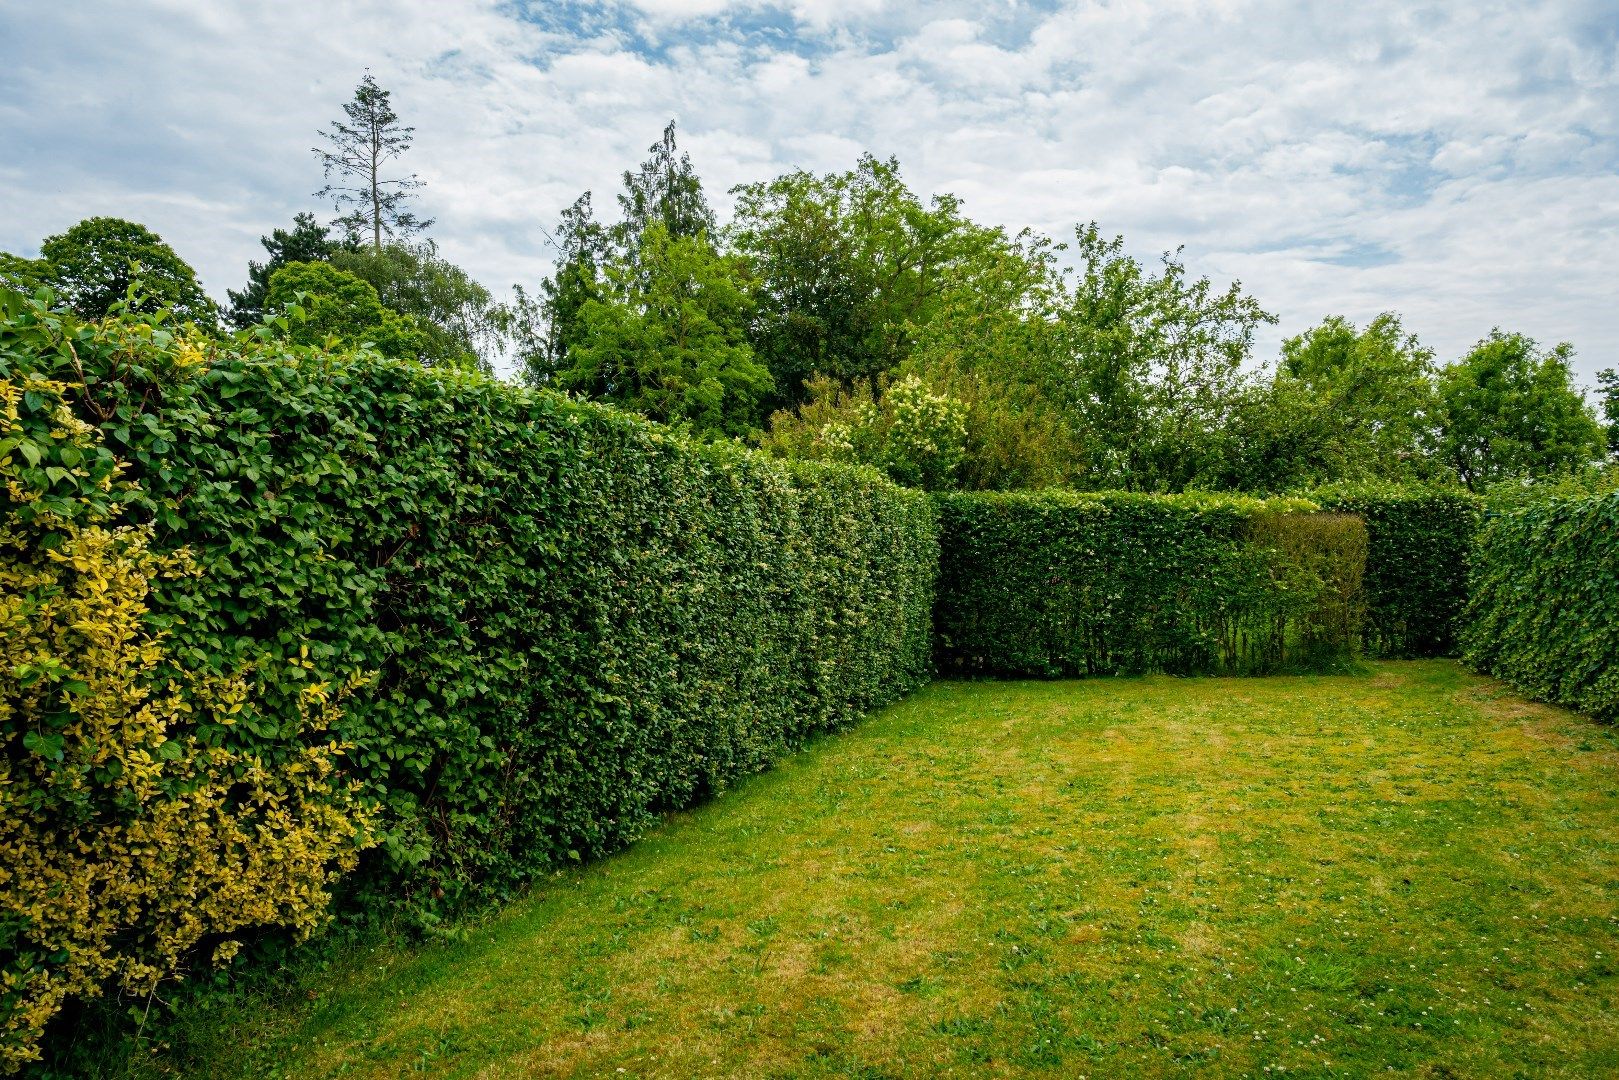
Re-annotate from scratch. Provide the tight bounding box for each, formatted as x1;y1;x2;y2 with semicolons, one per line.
1310;483;1482;658
1463;492;1619;720
933;491;1368;678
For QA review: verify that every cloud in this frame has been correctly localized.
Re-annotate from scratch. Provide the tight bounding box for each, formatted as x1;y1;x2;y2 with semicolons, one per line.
1;0;1615;384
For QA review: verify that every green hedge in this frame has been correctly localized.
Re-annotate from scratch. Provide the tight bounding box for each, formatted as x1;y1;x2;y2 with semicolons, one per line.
1309;484;1483;657
933;490;1366;677
1462;493;1619;720
2;295;937;911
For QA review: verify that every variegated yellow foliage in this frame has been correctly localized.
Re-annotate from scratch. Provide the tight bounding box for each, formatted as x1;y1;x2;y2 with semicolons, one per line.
0;375;376;1073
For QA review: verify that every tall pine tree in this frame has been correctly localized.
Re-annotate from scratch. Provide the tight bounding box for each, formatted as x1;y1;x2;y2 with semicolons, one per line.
313;73;432;250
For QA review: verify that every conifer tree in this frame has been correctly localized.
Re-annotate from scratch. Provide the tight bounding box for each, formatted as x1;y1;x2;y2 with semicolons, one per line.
313;73;432;250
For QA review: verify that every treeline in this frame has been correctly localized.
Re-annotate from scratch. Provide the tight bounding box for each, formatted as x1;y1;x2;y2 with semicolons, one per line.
3;74;1615;498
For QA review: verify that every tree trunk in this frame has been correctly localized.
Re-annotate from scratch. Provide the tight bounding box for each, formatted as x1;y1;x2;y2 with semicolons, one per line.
371;122;382;251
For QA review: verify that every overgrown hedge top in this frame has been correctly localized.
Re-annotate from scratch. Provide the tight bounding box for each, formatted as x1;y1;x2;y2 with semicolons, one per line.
933;489;1366;678
1462;491;1619;720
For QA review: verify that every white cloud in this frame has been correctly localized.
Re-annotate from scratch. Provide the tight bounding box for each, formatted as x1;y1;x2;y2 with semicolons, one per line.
1;0;1614;384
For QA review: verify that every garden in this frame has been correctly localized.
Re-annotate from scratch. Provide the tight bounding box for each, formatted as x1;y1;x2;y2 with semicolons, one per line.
4;70;1619;1079
3;288;1617;1077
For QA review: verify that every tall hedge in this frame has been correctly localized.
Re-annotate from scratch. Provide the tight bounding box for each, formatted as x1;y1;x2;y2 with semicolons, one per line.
0;369;374;1070
1309;484;1483;657
0;293;938;915
933;490;1366;677
1462;493;1619;720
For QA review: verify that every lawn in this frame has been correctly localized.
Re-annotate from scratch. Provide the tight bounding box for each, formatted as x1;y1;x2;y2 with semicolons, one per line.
148;662;1619;1078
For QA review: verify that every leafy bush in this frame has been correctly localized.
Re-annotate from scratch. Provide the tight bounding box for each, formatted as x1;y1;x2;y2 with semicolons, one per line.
760;373;969;490
933;490;1364;677
0;288;938;916
0;371;372;1072
1309;484;1482;657
1462;492;1619;720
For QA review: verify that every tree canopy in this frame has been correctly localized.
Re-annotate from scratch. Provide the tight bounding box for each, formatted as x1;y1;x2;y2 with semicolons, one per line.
561;223;769;437
329;242;501;370
266;260;427;361
1436;331;1606;491
22;99;1603;499
729;155;1000;409
29;217;216;325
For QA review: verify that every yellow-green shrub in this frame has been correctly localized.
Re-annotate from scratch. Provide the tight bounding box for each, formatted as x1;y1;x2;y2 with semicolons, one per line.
0;375;374;1073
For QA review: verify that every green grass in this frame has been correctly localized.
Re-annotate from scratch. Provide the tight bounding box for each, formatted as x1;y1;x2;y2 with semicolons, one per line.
141;662;1619;1078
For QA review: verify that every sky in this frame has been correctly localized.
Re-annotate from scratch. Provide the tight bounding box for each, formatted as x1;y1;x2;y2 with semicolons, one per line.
1;0;1616;383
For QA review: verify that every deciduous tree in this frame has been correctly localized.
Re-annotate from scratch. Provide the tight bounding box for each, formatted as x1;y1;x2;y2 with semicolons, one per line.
1437;330;1606;490
35;217;216;325
563;223;768;437
266;260;427;362
729;155;999;408
330;242;500;370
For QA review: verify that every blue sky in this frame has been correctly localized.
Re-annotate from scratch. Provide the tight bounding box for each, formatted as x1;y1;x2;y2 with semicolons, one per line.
2;0;1615;382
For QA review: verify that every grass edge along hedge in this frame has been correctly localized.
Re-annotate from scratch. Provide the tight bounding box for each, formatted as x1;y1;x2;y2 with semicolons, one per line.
0;291;937;1069
933;489;1369;678
1462;491;1619;720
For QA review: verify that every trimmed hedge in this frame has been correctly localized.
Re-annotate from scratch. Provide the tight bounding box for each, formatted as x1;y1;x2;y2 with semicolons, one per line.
1462;493;1619;720
1;294;938;914
1310;484;1483;658
933;490;1366;677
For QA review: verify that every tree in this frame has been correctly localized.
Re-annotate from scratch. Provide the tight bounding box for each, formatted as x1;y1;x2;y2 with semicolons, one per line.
616;120;716;252
1598;367;1619;459
1212;377;1367;493
1209;312;1443;490
34;217;216;325
1437;330;1606;490
729;155;998;408
226;212;343;328
329;241;500;370
900;233;1091;490
266;260;427;361
0;253;50;293
522;124;714;386
516;193;611;385
1061;223;1273;491
562;224;769;437
313;73;432;250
